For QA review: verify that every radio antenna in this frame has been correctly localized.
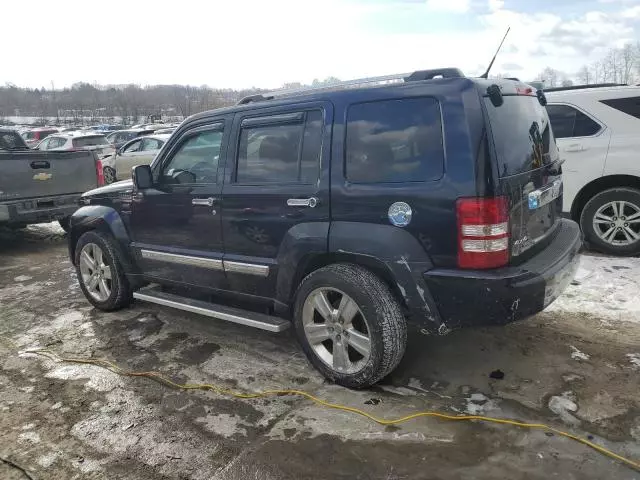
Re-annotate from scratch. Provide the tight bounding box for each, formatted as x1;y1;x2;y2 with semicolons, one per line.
480;27;511;79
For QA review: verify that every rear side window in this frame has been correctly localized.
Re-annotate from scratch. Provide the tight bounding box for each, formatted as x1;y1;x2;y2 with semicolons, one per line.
345;97;444;183
236;110;323;184
546;104;601;138
73;136;108;147
600;96;640;120
0;131;26;150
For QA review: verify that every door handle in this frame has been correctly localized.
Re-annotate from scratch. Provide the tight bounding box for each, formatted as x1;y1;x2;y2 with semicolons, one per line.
192;197;216;207
287;197;318;208
565;143;585;152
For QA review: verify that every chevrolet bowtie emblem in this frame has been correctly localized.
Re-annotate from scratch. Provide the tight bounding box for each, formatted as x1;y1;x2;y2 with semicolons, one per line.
33;172;53;181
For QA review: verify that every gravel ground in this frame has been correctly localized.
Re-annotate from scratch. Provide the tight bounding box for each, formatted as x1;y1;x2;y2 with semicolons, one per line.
0;224;639;479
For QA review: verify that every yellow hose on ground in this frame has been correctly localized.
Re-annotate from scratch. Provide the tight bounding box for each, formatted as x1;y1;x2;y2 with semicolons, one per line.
0;336;637;472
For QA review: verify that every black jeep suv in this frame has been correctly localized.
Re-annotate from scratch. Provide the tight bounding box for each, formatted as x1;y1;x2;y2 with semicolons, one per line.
68;69;581;388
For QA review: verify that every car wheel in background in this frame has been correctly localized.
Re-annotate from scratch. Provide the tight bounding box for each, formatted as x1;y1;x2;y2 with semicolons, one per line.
74;230;132;311
103;166;116;184
580;187;640;256
293;263;407;389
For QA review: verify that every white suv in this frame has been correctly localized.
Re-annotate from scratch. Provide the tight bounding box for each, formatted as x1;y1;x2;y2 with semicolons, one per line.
545;85;640;255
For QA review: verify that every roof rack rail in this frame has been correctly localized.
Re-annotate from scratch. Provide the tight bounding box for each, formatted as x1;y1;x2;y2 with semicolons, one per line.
543;83;627;92
236;68;465;105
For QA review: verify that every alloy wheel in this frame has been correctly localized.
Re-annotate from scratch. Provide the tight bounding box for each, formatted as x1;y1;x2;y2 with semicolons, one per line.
592;200;640;246
301;287;371;374
78;243;112;302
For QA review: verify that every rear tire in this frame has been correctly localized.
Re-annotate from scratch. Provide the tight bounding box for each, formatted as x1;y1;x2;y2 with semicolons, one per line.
103;166;117;184
293;263;407;389
580;187;640;256
75;230;132;311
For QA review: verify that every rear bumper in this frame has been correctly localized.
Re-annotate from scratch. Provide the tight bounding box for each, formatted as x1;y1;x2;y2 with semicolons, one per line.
0;195;80;225
423;219;582;329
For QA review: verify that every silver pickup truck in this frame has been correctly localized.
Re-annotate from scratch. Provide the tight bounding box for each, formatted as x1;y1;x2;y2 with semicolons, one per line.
0;128;101;230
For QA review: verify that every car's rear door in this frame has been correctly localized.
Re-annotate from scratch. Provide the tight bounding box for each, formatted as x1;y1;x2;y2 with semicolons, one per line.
484;89;563;261
546;102;611;213
220;102;332;300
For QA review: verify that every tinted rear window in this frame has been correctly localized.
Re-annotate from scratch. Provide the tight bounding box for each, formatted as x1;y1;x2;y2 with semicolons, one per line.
600;96;640;120
0;131;27;150
484;96;557;177
72;136;108;147
345;97;444;183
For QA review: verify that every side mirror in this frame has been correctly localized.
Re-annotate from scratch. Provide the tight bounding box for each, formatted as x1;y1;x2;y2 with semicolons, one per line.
132;164;153;189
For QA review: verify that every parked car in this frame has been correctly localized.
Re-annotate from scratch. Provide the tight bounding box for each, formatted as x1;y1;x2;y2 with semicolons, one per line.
102;133;170;183
35;132;116;161
105;129;156;150
68;69;581;388
20;127;59;148
545;84;640;255
0;127;103;230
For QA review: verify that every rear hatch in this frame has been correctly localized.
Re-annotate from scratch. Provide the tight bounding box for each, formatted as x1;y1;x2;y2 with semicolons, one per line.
0;150;99;200
483;84;563;262
72;135;115;159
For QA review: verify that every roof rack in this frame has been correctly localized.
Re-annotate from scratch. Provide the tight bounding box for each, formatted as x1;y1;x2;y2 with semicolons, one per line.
543;83;628;92
237;68;465;105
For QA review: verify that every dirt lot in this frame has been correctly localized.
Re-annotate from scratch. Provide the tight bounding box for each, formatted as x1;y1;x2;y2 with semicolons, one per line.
1;224;639;480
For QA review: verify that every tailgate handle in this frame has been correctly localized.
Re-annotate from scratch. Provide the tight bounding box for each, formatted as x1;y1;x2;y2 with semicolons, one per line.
30;160;50;169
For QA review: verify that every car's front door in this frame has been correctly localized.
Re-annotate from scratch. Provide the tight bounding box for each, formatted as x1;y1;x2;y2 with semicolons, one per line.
221;103;332;300
116;138;146;181
127;119;228;290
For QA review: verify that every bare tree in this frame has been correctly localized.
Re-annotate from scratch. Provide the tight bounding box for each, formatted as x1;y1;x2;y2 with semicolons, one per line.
537;67;562;88
576;66;591;85
620;43;636;84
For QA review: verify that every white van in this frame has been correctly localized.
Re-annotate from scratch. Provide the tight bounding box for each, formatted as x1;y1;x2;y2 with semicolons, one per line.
545;84;640;255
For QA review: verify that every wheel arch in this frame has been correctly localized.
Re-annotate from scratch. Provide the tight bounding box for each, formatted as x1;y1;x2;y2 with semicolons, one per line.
289;252;408;313
68;205;137;274
570;175;640;221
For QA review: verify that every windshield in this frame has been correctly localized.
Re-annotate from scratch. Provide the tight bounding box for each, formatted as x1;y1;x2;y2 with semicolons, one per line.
484;95;559;178
72;135;108;148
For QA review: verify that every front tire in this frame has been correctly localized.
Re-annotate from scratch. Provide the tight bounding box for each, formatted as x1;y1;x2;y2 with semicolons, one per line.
580;187;640;256
293;263;407;389
74;230;132;311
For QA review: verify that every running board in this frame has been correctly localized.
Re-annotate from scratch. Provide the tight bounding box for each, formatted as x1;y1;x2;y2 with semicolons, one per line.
133;286;290;332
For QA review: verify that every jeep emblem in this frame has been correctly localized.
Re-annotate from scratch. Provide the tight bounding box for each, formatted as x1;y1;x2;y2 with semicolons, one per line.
388;202;412;227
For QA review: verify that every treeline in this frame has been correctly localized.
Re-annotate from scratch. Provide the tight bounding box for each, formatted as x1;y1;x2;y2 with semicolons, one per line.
0;83;263;125
535;42;640;88
0;77;343;126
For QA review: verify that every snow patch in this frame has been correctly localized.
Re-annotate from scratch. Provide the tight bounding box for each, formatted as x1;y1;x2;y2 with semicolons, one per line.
14;275;33;282
570;345;590;361
46;364;121;392
195;414;248;437
18;431;41;443
37;452;61;468
548;254;640;324
626;353;640;369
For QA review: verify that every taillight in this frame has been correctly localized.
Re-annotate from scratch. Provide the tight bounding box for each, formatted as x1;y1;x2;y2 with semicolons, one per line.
96;159;105;186
457;197;509;269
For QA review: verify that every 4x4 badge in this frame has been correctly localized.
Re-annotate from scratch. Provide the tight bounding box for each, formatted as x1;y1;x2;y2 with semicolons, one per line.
388;202;412;227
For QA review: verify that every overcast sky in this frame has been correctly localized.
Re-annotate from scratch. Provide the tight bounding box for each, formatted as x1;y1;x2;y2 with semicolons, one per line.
4;0;640;89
